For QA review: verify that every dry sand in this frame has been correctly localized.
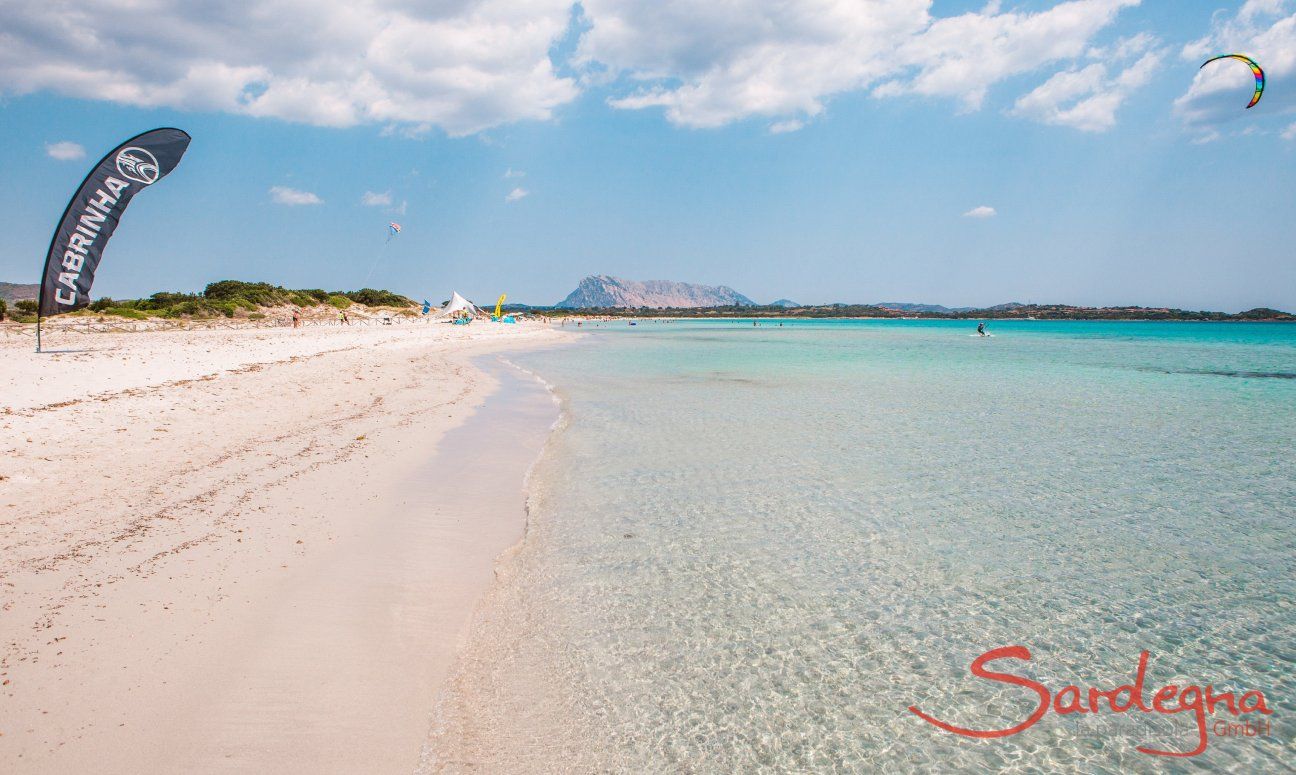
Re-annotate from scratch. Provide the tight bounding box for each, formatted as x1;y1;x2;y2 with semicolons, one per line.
0;319;573;773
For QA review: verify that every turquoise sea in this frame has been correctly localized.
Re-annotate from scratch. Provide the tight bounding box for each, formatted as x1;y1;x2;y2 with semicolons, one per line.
430;320;1295;773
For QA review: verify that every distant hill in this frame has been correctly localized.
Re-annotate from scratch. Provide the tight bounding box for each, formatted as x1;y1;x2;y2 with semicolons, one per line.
768;298;800;308
557;275;755;309
0;282;38;304
876;301;974;314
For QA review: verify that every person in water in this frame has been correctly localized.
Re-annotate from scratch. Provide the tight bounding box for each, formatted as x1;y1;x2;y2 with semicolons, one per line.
977;322;987;336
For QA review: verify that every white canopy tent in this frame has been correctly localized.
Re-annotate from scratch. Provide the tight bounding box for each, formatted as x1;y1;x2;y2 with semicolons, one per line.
431;291;484;319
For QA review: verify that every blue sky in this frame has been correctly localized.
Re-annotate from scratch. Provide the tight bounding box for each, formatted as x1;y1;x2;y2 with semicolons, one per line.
1;0;1293;310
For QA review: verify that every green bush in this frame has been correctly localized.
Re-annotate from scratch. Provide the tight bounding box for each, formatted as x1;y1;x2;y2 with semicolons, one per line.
342;288;414;307
327;295;352;310
139;291;195;309
101;307;149;319
0;298;6;320
203;280;285;305
15;300;38;315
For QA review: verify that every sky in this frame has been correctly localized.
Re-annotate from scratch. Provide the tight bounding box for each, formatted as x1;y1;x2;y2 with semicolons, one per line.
0;0;1293;311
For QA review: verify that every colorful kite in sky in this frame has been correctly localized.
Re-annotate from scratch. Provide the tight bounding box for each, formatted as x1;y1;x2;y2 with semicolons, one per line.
387;221;402;243
1200;54;1264;109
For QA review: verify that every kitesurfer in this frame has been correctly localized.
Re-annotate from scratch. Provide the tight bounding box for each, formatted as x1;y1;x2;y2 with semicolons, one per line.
977;322;987;337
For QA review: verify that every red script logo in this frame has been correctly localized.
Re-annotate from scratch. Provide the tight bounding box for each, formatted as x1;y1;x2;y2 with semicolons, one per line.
908;646;1272;757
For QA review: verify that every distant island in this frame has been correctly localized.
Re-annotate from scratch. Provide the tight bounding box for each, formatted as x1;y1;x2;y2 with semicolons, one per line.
876;302;976;314
543;276;1292;321
557;275;754;308
533;302;1293;321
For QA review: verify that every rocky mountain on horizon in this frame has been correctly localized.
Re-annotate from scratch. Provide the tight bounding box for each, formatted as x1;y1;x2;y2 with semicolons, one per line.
557;275;755;309
768;298;799;308
0;282;39;304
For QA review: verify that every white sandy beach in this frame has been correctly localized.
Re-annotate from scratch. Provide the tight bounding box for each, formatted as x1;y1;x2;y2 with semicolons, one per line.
0;319;572;773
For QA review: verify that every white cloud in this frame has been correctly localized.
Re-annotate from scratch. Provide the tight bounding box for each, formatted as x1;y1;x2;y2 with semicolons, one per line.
963;205;997;218
890;0;1141;110
2;0;1153;135
769;119;805;134
0;0;579;136
394;200;408;215
505;187;529;202
270;186;323;206
581;0;1140;128
1191;128;1223;145
1175;1;1296;126
1283;121;1296;139
45;141;85;161
361;190;392;206
1011;47;1162;132
504;167;526;178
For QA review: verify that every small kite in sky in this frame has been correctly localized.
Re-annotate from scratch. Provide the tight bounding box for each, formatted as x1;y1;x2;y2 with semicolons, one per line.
1200;54;1265;109
387;221;402;242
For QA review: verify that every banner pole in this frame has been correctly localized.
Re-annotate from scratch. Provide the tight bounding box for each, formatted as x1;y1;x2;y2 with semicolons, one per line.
36;310;42;353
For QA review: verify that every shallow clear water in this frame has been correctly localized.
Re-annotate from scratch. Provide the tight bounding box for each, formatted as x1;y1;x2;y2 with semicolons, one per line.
429;320;1296;773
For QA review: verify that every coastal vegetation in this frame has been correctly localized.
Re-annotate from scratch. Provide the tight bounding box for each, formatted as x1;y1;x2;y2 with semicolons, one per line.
0;281;415;323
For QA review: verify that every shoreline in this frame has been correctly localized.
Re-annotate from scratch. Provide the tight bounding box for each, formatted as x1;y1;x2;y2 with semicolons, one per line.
415;355;573;774
0;322;571;772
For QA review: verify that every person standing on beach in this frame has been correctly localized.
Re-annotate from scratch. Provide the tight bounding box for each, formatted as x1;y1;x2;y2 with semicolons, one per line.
292;309;301;328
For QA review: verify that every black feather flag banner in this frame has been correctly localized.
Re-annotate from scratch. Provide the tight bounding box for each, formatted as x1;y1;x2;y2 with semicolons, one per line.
39;128;191;316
